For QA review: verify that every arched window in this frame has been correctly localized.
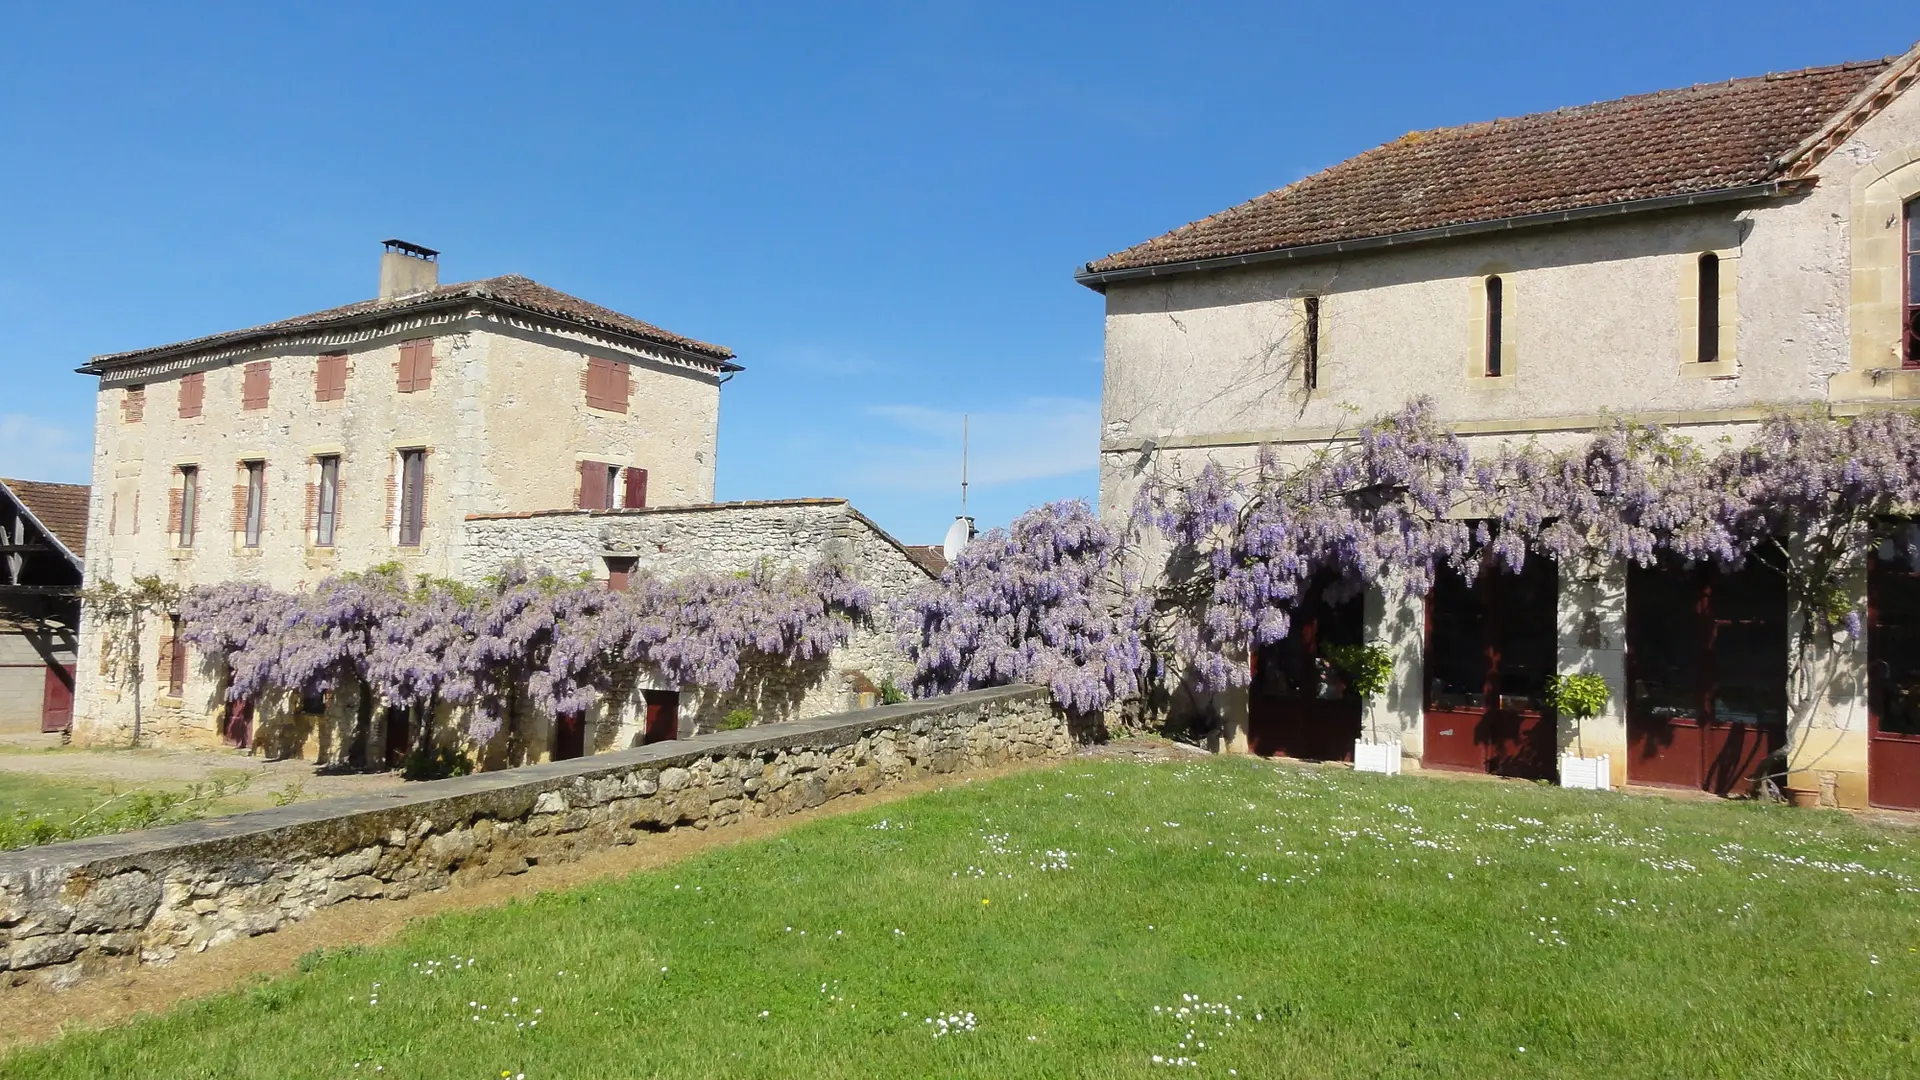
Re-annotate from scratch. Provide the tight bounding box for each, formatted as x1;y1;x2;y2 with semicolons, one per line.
1697;253;1720;364
1484;275;1504;377
1906;198;1918;369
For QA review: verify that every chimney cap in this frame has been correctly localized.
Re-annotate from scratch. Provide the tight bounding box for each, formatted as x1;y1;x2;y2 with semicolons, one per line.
381;239;439;260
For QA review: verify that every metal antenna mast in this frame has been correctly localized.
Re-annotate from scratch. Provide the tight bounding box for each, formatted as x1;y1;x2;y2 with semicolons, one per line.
961;414;969;517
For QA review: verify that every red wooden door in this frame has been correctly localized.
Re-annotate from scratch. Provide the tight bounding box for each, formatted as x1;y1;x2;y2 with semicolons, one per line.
1422;556;1558;780
1248;585;1365;762
1626;562;1787;795
1869;556;1920;810
642;690;679;745
223;698;253;749
40;664;74;732
552;711;586;760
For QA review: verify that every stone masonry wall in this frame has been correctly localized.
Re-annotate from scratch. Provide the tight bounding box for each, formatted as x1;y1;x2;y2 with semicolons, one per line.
0;684;1062;992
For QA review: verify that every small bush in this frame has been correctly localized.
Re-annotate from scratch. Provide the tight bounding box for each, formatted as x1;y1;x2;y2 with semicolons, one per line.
1324;643;1394;698
878;677;909;705
402;742;474;781
1543;672;1610;720
719;708;755;731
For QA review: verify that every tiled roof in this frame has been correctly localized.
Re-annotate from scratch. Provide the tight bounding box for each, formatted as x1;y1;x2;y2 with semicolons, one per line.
1083;55;1905;279
1;478;89;562
902;545;949;576
84;275;737;371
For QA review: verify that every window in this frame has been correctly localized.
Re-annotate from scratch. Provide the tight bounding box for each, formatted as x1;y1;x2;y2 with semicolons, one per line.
584;356;630;413
1301;296;1321;390
605;555;637;593
624;467;648;510
161;616;187;698
1906;198;1918;369
176;465;197;547
178;372;204;418
397;339;434;392
242;461;265;547
398;449;426;546
1483;276;1504;377
315;455;340;547
242;362;271;410
578;460;618;509
315;354;347;401
121;386;145;423
1697;253;1721;364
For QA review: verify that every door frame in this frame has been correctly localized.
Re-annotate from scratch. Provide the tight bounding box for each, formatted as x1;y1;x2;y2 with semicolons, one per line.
1421;556;1558;780
1868;553;1920;809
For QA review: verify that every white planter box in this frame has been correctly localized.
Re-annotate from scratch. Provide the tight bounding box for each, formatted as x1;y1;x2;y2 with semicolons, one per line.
1559;753;1612;791
1353;739;1402;775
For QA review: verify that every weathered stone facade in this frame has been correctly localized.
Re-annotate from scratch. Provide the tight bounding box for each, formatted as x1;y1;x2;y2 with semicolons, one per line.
1088;54;1920;806
0;685;1064;992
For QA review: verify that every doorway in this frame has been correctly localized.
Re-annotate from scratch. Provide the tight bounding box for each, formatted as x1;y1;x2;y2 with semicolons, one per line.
383;705;410;769
222;697;253;749
1248;584;1365;761
1422;555;1558;780
552;711;586;761
40;663;74;733
642;689;679;745
1626;560;1787;795
1869;554;1920;810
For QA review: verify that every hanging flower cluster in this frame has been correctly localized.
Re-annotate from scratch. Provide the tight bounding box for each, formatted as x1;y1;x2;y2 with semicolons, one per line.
180;560;872;741
904;399;1920;714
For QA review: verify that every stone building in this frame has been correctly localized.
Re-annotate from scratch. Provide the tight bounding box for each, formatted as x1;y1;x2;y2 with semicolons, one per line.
70;241;741;756
0;478;87;736
1080;47;1920;808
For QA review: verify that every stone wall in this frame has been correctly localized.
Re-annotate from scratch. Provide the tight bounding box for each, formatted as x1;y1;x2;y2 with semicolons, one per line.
463;498;935;741
0;684;1063;991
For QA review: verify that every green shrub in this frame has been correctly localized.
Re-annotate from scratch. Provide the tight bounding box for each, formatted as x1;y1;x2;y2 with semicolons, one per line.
402;742;474;781
720;708;755;730
1543;672;1610;720
1324;643;1393;698
878;677;909;705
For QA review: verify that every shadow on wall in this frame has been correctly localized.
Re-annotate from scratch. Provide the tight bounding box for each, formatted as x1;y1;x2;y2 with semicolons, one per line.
682;655;834;734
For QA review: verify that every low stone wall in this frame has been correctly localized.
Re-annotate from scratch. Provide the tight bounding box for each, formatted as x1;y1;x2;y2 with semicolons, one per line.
0;685;1062;991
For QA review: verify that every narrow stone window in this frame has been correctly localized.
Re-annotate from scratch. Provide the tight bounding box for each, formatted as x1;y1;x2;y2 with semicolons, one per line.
1698;253;1721;364
1484;276;1504;378
398;449;426;547
243;461;265;548
1905;198;1919;369
1302;296;1321;390
316;455;340;547
177;465;197;547
161;615;187;697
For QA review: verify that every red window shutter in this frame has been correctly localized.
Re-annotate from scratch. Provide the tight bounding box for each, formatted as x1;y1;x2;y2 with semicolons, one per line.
242;362;271;409
179;372;205;418
624;467;648;510
606;361;630;414
397;341;416;392
583;357;606;409
317;354;346;401
398;339;434;392
578;460;608;509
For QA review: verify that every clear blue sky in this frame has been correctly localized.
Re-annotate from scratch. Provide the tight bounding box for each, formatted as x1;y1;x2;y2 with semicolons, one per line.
1;4;1912;543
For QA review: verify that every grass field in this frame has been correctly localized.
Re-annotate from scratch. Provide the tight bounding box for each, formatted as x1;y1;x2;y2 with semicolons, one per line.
7;755;1919;1079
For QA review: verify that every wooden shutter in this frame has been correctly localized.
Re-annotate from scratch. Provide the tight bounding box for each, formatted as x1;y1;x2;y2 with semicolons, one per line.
242;362;271;409
624;467;648;510
179;372;204;418
606;360;629;414
578;460;608;509
398;339;434;392
605;556;636;593
316;354;346;401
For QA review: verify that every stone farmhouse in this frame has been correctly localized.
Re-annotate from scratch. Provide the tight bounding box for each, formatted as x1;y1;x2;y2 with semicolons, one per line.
1080;46;1920;810
0;478;87;736
71;242;929;764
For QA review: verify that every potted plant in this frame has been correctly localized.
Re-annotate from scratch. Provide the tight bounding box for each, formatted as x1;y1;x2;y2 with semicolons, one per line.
1544;672;1612;790
1326;643;1400;775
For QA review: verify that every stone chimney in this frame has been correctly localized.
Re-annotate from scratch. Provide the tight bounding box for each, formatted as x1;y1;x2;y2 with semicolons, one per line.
378;239;440;300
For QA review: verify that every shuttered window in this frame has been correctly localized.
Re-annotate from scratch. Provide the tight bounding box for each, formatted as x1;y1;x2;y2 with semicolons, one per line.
579;460;611;509
242;362;271;410
161;616;187;697
316;354;348;401
623;467;648;510
178;372;205;418
397;339;434;392
398;450;426;546
584;357;630;413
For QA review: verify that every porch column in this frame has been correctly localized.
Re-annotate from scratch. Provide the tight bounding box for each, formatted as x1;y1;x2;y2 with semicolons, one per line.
1364;581;1424;762
1557;563;1629;786
1787;568;1870;808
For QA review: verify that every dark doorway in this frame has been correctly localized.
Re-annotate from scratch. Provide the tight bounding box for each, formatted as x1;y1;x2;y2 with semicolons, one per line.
40;663;74;732
1626;560;1787;795
1248;584;1365;761
552;711;586;761
1423;555;1558;780
222;697;253;749
642;689;679;745
1869;553;1920;810
383;705;410;769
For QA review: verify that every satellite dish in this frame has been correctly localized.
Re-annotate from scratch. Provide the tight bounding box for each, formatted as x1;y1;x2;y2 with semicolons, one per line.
942;516;974;564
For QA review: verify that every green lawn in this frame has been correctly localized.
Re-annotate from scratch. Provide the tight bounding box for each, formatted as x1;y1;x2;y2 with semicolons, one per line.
0;771;255;852
9;756;1920;1079
0;772;124;821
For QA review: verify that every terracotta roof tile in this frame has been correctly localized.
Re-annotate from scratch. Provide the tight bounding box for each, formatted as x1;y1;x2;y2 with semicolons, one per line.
85;275;737;371
2;478;90;561
1084;57;1901;278
902;545;949;576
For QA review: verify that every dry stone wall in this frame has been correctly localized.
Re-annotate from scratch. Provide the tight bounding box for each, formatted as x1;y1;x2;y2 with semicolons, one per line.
0;685;1061;992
